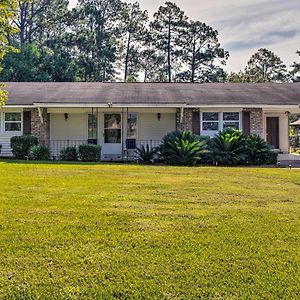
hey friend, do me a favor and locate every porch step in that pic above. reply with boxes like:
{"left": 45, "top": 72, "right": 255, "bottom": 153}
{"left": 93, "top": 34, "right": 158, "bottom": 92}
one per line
{"left": 278, "top": 154, "right": 300, "bottom": 161}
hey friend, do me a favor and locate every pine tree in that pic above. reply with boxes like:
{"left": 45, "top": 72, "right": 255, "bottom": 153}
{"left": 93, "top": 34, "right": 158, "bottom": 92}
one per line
{"left": 245, "top": 48, "right": 288, "bottom": 82}
{"left": 179, "top": 21, "right": 229, "bottom": 83}
{"left": 150, "top": 2, "right": 187, "bottom": 82}
{"left": 119, "top": 2, "right": 148, "bottom": 82}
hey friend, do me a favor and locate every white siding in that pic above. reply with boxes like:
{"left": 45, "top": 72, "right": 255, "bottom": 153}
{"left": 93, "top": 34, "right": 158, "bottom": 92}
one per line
{"left": 50, "top": 113, "right": 87, "bottom": 140}
{"left": 0, "top": 109, "right": 23, "bottom": 157}
{"left": 139, "top": 113, "right": 176, "bottom": 140}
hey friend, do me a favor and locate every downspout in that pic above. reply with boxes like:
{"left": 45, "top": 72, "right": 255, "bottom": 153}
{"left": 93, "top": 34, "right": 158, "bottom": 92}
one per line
{"left": 180, "top": 107, "right": 184, "bottom": 124}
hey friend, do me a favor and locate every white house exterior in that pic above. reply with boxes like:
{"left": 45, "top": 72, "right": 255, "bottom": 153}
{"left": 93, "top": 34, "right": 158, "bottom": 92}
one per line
{"left": 1, "top": 82, "right": 300, "bottom": 159}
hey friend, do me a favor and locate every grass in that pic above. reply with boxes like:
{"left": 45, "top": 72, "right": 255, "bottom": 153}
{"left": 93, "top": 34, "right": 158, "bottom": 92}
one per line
{"left": 0, "top": 161, "right": 300, "bottom": 299}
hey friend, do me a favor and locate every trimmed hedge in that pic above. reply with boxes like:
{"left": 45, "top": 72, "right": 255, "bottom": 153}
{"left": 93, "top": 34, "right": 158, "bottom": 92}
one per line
{"left": 29, "top": 145, "right": 51, "bottom": 161}
{"left": 78, "top": 144, "right": 101, "bottom": 162}
{"left": 10, "top": 135, "right": 38, "bottom": 159}
{"left": 60, "top": 146, "right": 78, "bottom": 161}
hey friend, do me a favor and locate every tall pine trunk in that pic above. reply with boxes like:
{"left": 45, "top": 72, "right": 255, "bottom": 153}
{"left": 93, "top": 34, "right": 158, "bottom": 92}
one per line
{"left": 191, "top": 36, "right": 196, "bottom": 83}
{"left": 124, "top": 33, "right": 131, "bottom": 82}
{"left": 167, "top": 21, "right": 171, "bottom": 82}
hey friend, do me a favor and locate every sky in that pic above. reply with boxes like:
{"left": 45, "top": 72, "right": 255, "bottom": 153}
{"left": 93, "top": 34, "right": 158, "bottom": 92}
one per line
{"left": 68, "top": 0, "right": 300, "bottom": 72}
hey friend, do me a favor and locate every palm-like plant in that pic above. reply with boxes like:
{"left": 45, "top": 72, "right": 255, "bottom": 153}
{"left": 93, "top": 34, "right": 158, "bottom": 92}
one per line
{"left": 245, "top": 134, "right": 272, "bottom": 165}
{"left": 159, "top": 131, "right": 207, "bottom": 166}
{"left": 210, "top": 128, "right": 246, "bottom": 165}
{"left": 135, "top": 144, "right": 158, "bottom": 164}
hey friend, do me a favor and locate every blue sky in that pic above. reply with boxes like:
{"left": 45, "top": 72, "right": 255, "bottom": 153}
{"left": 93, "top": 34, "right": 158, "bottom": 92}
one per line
{"left": 68, "top": 0, "right": 300, "bottom": 72}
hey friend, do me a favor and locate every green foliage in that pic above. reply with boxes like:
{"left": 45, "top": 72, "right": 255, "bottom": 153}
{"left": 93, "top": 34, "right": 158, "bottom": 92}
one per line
{"left": 290, "top": 50, "right": 300, "bottom": 82}
{"left": 135, "top": 144, "right": 157, "bottom": 164}
{"left": 10, "top": 135, "right": 38, "bottom": 159}
{"left": 160, "top": 131, "right": 207, "bottom": 166}
{"left": 0, "top": 0, "right": 18, "bottom": 105}
{"left": 210, "top": 128, "right": 246, "bottom": 165}
{"left": 60, "top": 146, "right": 78, "bottom": 161}
{"left": 245, "top": 48, "right": 288, "bottom": 83}
{"left": 29, "top": 145, "right": 51, "bottom": 161}
{"left": 150, "top": 2, "right": 188, "bottom": 82}
{"left": 245, "top": 134, "right": 273, "bottom": 165}
{"left": 78, "top": 144, "right": 101, "bottom": 162}
{"left": 178, "top": 21, "right": 228, "bottom": 83}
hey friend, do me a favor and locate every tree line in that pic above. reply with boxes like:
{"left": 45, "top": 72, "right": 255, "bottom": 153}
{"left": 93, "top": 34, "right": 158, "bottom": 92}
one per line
{"left": 0, "top": 0, "right": 299, "bottom": 84}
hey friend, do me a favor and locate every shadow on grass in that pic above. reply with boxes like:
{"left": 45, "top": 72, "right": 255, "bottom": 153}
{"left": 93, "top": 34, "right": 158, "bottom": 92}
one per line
{"left": 0, "top": 158, "right": 282, "bottom": 169}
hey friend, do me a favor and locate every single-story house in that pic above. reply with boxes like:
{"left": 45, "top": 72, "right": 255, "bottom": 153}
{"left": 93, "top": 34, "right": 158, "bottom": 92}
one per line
{"left": 1, "top": 82, "right": 300, "bottom": 159}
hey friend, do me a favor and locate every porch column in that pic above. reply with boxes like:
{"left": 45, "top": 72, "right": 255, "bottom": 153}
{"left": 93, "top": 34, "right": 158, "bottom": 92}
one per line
{"left": 248, "top": 108, "right": 263, "bottom": 137}
{"left": 31, "top": 108, "right": 50, "bottom": 145}
{"left": 176, "top": 108, "right": 200, "bottom": 133}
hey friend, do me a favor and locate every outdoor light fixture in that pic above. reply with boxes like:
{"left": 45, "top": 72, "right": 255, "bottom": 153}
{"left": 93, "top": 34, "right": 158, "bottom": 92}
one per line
{"left": 157, "top": 113, "right": 161, "bottom": 121}
{"left": 108, "top": 102, "right": 113, "bottom": 108}
{"left": 285, "top": 111, "right": 290, "bottom": 115}
{"left": 64, "top": 113, "right": 69, "bottom": 121}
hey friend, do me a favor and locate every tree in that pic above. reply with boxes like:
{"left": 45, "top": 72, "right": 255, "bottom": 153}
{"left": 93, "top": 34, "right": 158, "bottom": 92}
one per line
{"left": 74, "top": 0, "right": 122, "bottom": 81}
{"left": 179, "top": 21, "right": 229, "bottom": 83}
{"left": 290, "top": 51, "right": 300, "bottom": 82}
{"left": 0, "top": 42, "right": 78, "bottom": 82}
{"left": 0, "top": 0, "right": 18, "bottom": 106}
{"left": 119, "top": 2, "right": 148, "bottom": 82}
{"left": 150, "top": 2, "right": 187, "bottom": 82}
{"left": 245, "top": 48, "right": 288, "bottom": 82}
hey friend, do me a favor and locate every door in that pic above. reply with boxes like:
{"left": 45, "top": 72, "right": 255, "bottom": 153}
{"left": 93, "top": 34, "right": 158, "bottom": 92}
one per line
{"left": 266, "top": 117, "right": 279, "bottom": 149}
{"left": 102, "top": 113, "right": 122, "bottom": 155}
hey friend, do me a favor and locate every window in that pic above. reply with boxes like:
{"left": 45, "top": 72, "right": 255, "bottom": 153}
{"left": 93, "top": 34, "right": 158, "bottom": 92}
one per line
{"left": 104, "top": 114, "right": 121, "bottom": 143}
{"left": 127, "top": 113, "right": 137, "bottom": 139}
{"left": 88, "top": 113, "right": 98, "bottom": 140}
{"left": 223, "top": 112, "right": 240, "bottom": 130}
{"left": 201, "top": 111, "right": 240, "bottom": 134}
{"left": 4, "top": 112, "right": 22, "bottom": 132}
{"left": 202, "top": 112, "right": 219, "bottom": 131}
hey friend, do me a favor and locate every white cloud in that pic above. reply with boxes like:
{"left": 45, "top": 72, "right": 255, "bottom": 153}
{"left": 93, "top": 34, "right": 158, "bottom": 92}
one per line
{"left": 68, "top": 0, "right": 300, "bottom": 72}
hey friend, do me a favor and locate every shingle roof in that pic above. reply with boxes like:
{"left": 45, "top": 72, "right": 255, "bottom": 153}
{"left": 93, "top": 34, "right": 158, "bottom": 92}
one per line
{"left": 4, "top": 82, "right": 300, "bottom": 106}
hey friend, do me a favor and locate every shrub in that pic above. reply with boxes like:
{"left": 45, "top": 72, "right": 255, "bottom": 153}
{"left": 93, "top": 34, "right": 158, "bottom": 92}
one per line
{"left": 159, "top": 131, "right": 207, "bottom": 166}
{"left": 265, "top": 150, "right": 279, "bottom": 165}
{"left": 210, "top": 128, "right": 246, "bottom": 165}
{"left": 60, "top": 146, "right": 78, "bottom": 161}
{"left": 29, "top": 145, "right": 51, "bottom": 161}
{"left": 10, "top": 135, "right": 38, "bottom": 159}
{"left": 245, "top": 135, "right": 272, "bottom": 165}
{"left": 78, "top": 144, "right": 101, "bottom": 162}
{"left": 135, "top": 144, "right": 158, "bottom": 164}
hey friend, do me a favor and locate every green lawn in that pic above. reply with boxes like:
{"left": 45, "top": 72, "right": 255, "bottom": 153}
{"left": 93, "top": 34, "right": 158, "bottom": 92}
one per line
{"left": 0, "top": 161, "right": 300, "bottom": 299}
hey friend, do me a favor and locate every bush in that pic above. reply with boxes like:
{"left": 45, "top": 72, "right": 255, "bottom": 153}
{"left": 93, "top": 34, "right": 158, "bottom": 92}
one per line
{"left": 60, "top": 146, "right": 78, "bottom": 161}
{"left": 78, "top": 144, "right": 101, "bottom": 162}
{"left": 159, "top": 131, "right": 207, "bottom": 166}
{"left": 265, "top": 150, "right": 279, "bottom": 165}
{"left": 10, "top": 135, "right": 38, "bottom": 159}
{"left": 29, "top": 145, "right": 51, "bottom": 161}
{"left": 245, "top": 135, "right": 273, "bottom": 165}
{"left": 135, "top": 144, "right": 158, "bottom": 164}
{"left": 210, "top": 128, "right": 246, "bottom": 165}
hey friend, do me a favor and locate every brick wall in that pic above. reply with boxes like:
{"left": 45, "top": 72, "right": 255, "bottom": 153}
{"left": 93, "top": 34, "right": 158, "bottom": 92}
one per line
{"left": 176, "top": 108, "right": 200, "bottom": 132}
{"left": 248, "top": 108, "right": 263, "bottom": 137}
{"left": 30, "top": 108, "right": 50, "bottom": 145}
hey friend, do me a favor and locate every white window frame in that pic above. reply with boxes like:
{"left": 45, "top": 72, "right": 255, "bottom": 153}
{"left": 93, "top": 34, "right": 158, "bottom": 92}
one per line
{"left": 0, "top": 111, "right": 23, "bottom": 134}
{"left": 201, "top": 111, "right": 241, "bottom": 136}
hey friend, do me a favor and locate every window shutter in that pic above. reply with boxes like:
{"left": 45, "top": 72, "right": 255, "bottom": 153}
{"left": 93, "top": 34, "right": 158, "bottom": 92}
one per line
{"left": 23, "top": 111, "right": 31, "bottom": 135}
{"left": 242, "top": 111, "right": 250, "bottom": 135}
{"left": 192, "top": 111, "right": 200, "bottom": 135}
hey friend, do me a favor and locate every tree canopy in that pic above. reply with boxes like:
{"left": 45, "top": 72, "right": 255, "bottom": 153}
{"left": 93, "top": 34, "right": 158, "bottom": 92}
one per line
{"left": 0, "top": 0, "right": 18, "bottom": 106}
